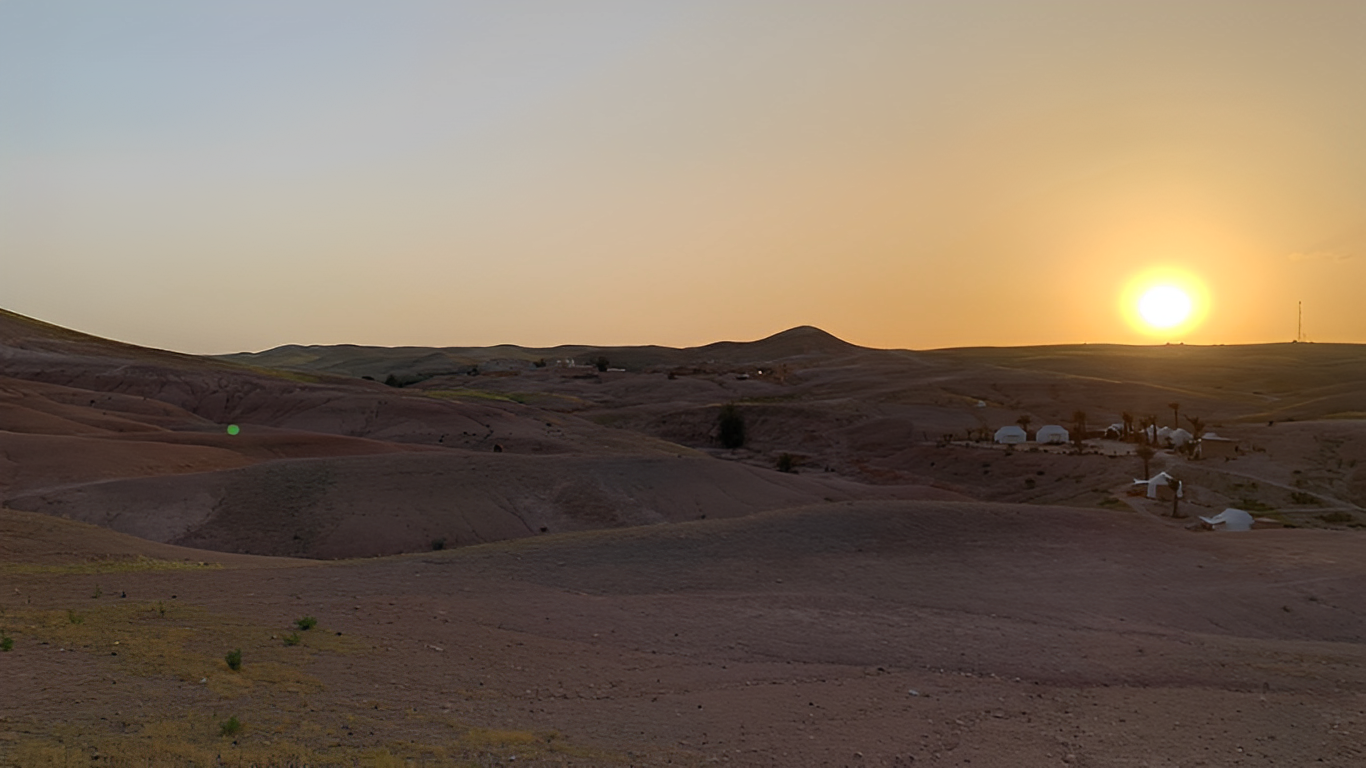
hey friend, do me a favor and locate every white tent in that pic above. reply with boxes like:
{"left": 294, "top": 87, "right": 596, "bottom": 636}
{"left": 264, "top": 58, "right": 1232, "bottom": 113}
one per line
{"left": 994, "top": 425, "right": 1027, "bottom": 444}
{"left": 1133, "top": 471, "right": 1183, "bottom": 500}
{"left": 1168, "top": 428, "right": 1194, "bottom": 448}
{"left": 1200, "top": 508, "right": 1254, "bottom": 531}
{"left": 1036, "top": 425, "right": 1069, "bottom": 444}
{"left": 1142, "top": 425, "right": 1172, "bottom": 443}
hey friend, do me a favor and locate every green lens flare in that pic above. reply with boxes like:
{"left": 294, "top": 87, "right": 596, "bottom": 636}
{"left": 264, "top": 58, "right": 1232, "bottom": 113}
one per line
{"left": 226, "top": 424, "right": 241, "bottom": 436}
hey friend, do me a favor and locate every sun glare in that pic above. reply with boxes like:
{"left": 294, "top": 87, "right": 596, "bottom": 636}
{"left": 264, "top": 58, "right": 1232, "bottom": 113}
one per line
{"left": 1138, "top": 286, "right": 1191, "bottom": 329}
{"left": 1121, "top": 269, "right": 1208, "bottom": 338}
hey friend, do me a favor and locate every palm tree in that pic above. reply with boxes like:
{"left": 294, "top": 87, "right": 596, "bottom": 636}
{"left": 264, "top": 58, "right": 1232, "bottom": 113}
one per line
{"left": 1016, "top": 414, "right": 1032, "bottom": 436}
{"left": 1185, "top": 415, "right": 1207, "bottom": 458}
{"left": 1070, "top": 410, "right": 1088, "bottom": 452}
{"left": 1139, "top": 415, "right": 1157, "bottom": 444}
{"left": 1167, "top": 474, "right": 1183, "bottom": 518}
{"left": 1185, "top": 415, "right": 1206, "bottom": 439}
{"left": 1121, "top": 411, "right": 1134, "bottom": 440}
{"left": 1168, "top": 402, "right": 1181, "bottom": 430}
{"left": 1136, "top": 443, "right": 1155, "bottom": 479}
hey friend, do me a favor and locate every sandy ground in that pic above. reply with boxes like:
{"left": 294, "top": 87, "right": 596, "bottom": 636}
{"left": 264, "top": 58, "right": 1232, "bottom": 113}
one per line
{"left": 3, "top": 310, "right": 1366, "bottom": 765}
{"left": 3, "top": 503, "right": 1365, "bottom": 767}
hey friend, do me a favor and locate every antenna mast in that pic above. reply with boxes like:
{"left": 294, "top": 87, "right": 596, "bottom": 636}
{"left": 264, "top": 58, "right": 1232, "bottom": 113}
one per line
{"left": 1297, "top": 301, "right": 1304, "bottom": 342}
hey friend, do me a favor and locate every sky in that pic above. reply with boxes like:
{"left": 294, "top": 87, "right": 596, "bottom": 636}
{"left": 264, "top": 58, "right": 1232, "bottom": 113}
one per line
{"left": 3, "top": 1, "right": 1366, "bottom": 354}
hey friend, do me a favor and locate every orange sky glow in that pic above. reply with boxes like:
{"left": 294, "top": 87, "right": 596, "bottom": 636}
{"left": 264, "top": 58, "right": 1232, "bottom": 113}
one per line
{"left": 3, "top": 1, "right": 1365, "bottom": 353}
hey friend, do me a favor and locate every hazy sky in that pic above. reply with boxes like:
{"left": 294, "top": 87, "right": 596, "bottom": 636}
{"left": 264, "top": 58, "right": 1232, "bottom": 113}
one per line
{"left": 4, "top": 1, "right": 1366, "bottom": 353}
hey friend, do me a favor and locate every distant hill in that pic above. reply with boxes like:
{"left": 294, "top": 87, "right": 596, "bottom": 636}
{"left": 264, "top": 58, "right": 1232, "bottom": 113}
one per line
{"left": 213, "top": 325, "right": 868, "bottom": 379}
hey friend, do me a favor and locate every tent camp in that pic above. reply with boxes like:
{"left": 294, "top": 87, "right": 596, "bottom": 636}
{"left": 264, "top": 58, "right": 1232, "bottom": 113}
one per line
{"left": 994, "top": 425, "right": 1027, "bottom": 444}
{"left": 1200, "top": 508, "right": 1254, "bottom": 531}
{"left": 1036, "top": 425, "right": 1069, "bottom": 444}
{"left": 1133, "top": 471, "right": 1183, "bottom": 500}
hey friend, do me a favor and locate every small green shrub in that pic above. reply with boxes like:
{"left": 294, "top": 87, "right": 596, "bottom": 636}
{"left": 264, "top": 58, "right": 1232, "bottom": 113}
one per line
{"left": 295, "top": 615, "right": 318, "bottom": 631}
{"left": 430, "top": 538, "right": 446, "bottom": 551}
{"left": 283, "top": 632, "right": 302, "bottom": 647}
{"left": 67, "top": 610, "right": 84, "bottom": 625}
{"left": 1291, "top": 491, "right": 1321, "bottom": 505}
{"left": 776, "top": 453, "right": 797, "bottom": 473}
{"left": 92, "top": 584, "right": 102, "bottom": 599}
{"left": 1319, "top": 511, "right": 1355, "bottom": 524}
{"left": 225, "top": 648, "right": 242, "bottom": 671}
{"left": 219, "top": 716, "right": 242, "bottom": 737}
{"left": 1, "top": 634, "right": 13, "bottom": 652}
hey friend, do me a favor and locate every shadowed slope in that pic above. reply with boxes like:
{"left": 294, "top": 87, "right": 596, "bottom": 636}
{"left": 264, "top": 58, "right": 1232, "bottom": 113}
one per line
{"left": 6, "top": 454, "right": 963, "bottom": 558}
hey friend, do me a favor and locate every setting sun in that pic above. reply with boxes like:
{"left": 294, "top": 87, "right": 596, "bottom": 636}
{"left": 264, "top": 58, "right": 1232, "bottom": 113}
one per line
{"left": 1138, "top": 286, "right": 1192, "bottom": 329}
{"left": 1121, "top": 268, "right": 1209, "bottom": 338}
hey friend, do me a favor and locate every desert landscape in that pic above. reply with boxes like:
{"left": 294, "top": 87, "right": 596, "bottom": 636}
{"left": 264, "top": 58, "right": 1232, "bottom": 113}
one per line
{"left": 2, "top": 307, "right": 1365, "bottom": 766}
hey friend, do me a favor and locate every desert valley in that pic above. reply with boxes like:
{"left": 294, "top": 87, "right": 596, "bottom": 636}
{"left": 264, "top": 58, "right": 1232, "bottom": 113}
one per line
{"left": 2, "top": 306, "right": 1365, "bottom": 767}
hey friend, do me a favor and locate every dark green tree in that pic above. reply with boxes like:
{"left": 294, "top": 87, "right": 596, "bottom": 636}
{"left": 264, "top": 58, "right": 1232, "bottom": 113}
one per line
{"left": 718, "top": 404, "right": 746, "bottom": 449}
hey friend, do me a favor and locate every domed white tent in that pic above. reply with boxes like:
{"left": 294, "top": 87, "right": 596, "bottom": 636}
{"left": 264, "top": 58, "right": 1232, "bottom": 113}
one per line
{"left": 1168, "top": 428, "right": 1193, "bottom": 448}
{"left": 1036, "top": 425, "right": 1069, "bottom": 444}
{"left": 1200, "top": 508, "right": 1254, "bottom": 531}
{"left": 994, "top": 425, "right": 1027, "bottom": 444}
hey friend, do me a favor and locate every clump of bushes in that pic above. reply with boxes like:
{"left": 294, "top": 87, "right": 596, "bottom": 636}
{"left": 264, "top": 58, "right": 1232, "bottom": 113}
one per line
{"left": 1, "top": 634, "right": 13, "bottom": 652}
{"left": 224, "top": 648, "right": 242, "bottom": 671}
{"left": 431, "top": 538, "right": 446, "bottom": 551}
{"left": 283, "top": 632, "right": 302, "bottom": 647}
{"left": 295, "top": 616, "right": 318, "bottom": 631}
{"left": 219, "top": 716, "right": 242, "bottom": 737}
{"left": 776, "top": 453, "right": 798, "bottom": 473}
{"left": 1319, "top": 511, "right": 1355, "bottom": 524}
